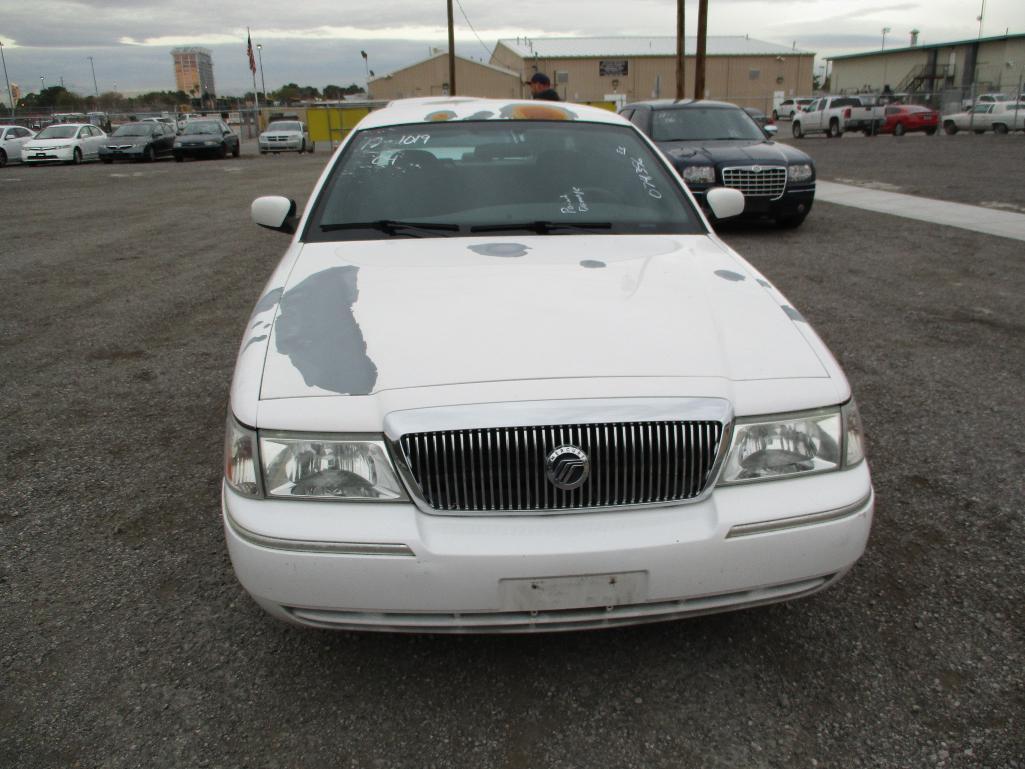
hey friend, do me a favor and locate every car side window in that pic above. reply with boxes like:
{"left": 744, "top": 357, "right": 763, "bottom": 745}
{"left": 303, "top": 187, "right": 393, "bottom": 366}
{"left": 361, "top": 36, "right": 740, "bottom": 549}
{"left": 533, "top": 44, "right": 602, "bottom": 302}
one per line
{"left": 885, "top": 107, "right": 899, "bottom": 116}
{"left": 619, "top": 109, "right": 634, "bottom": 122}
{"left": 629, "top": 108, "right": 648, "bottom": 132}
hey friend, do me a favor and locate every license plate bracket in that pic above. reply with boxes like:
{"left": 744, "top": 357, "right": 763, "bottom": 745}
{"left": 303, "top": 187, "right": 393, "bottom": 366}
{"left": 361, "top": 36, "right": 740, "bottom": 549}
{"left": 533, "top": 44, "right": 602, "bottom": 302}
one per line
{"left": 500, "top": 571, "right": 648, "bottom": 612}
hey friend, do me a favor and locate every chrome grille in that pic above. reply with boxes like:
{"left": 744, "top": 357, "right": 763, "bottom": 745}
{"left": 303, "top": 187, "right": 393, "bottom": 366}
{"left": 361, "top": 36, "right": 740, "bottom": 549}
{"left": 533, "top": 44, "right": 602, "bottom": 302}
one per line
{"left": 399, "top": 421, "right": 724, "bottom": 513}
{"left": 721, "top": 166, "right": 787, "bottom": 200}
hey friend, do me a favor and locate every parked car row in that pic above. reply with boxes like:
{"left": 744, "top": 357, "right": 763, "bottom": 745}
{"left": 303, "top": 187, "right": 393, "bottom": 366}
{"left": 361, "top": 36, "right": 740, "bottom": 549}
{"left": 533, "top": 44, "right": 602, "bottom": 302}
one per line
{"left": 1, "top": 118, "right": 318, "bottom": 166}
{"left": 942, "top": 102, "right": 1025, "bottom": 134}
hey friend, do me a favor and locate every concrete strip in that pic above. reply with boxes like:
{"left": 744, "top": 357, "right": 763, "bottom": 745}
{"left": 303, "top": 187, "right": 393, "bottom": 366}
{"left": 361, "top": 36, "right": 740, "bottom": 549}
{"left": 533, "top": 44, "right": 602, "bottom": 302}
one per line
{"left": 816, "top": 181, "right": 1025, "bottom": 242}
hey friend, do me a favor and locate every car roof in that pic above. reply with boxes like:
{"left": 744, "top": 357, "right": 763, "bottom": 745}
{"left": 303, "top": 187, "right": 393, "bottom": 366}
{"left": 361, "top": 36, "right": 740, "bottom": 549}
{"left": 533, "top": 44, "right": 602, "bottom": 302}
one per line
{"left": 624, "top": 98, "right": 744, "bottom": 111}
{"left": 359, "top": 97, "right": 628, "bottom": 129}
{"left": 43, "top": 123, "right": 90, "bottom": 128}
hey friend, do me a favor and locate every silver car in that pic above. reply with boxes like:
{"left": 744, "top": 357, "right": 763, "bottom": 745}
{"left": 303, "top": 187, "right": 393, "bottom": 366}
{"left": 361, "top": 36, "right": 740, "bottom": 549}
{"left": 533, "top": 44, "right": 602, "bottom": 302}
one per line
{"left": 258, "top": 120, "right": 313, "bottom": 154}
{"left": 0, "top": 125, "right": 37, "bottom": 167}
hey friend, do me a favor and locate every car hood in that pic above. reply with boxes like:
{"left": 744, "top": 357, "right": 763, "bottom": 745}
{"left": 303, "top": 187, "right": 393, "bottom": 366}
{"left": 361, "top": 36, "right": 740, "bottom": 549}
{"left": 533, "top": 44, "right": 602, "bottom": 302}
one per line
{"left": 249, "top": 235, "right": 830, "bottom": 400}
{"left": 657, "top": 139, "right": 809, "bottom": 166}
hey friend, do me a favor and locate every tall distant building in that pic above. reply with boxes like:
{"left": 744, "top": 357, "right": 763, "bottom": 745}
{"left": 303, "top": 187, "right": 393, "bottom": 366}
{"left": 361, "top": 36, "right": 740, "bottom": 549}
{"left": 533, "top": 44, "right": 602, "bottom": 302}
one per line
{"left": 171, "top": 47, "right": 216, "bottom": 98}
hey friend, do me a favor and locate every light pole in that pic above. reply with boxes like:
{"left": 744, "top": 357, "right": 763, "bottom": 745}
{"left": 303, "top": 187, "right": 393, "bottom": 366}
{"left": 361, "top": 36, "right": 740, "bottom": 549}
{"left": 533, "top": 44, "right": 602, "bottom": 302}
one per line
{"left": 881, "top": 27, "right": 891, "bottom": 50}
{"left": 0, "top": 41, "right": 14, "bottom": 116}
{"left": 256, "top": 43, "right": 267, "bottom": 103}
{"left": 87, "top": 56, "right": 99, "bottom": 97}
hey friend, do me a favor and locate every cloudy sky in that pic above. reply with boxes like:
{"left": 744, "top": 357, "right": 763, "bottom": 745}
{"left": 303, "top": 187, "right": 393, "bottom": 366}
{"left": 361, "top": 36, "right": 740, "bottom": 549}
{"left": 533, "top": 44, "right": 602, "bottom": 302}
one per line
{"left": 1, "top": 0, "right": 1022, "bottom": 96}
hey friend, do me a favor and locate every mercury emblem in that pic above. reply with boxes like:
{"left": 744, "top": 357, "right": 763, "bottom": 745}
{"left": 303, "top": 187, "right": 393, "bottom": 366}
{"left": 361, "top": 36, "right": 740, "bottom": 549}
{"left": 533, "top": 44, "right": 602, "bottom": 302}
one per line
{"left": 545, "top": 445, "right": 590, "bottom": 491}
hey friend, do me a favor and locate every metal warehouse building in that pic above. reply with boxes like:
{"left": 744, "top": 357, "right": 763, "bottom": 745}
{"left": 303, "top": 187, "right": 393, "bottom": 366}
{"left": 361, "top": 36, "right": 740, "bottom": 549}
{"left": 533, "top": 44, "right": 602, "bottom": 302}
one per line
{"left": 369, "top": 36, "right": 814, "bottom": 111}
{"left": 828, "top": 32, "right": 1025, "bottom": 108}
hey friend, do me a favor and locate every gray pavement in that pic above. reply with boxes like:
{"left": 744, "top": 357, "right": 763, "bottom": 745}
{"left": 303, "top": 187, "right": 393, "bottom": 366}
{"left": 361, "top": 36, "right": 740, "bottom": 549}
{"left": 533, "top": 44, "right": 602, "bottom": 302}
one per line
{"left": 2, "top": 142, "right": 1023, "bottom": 769}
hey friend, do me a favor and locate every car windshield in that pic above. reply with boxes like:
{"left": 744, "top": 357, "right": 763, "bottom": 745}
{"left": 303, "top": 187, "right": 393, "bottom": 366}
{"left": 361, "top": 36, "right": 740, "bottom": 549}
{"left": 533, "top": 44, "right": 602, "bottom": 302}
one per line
{"left": 651, "top": 107, "right": 765, "bottom": 141}
{"left": 115, "top": 124, "right": 157, "bottom": 136}
{"left": 267, "top": 121, "right": 301, "bottom": 132}
{"left": 35, "top": 126, "right": 79, "bottom": 139}
{"left": 305, "top": 121, "right": 703, "bottom": 242}
{"left": 183, "top": 122, "right": 220, "bottom": 135}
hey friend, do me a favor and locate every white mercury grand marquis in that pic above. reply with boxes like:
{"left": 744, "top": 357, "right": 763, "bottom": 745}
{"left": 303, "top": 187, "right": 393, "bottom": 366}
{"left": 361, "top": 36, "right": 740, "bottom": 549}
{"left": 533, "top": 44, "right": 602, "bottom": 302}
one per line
{"left": 224, "top": 97, "right": 873, "bottom": 632}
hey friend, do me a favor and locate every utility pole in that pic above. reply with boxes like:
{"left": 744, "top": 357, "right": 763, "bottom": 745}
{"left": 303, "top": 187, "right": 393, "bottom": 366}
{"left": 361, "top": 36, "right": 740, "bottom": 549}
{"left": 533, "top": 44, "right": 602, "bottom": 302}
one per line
{"left": 676, "top": 0, "right": 685, "bottom": 99}
{"left": 447, "top": 0, "right": 456, "bottom": 95}
{"left": 0, "top": 41, "right": 14, "bottom": 117}
{"left": 87, "top": 56, "right": 99, "bottom": 97}
{"left": 694, "top": 0, "right": 708, "bottom": 100}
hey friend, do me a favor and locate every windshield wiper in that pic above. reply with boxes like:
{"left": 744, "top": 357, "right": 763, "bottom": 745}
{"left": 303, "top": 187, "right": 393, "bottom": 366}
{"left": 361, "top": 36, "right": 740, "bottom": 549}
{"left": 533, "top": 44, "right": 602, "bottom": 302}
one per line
{"left": 469, "top": 221, "right": 613, "bottom": 234}
{"left": 319, "top": 220, "right": 462, "bottom": 236}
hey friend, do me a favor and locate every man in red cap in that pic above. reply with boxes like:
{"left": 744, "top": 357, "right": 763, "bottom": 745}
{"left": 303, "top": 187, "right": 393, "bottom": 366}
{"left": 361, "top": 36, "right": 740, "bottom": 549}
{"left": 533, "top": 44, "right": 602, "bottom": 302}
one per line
{"left": 527, "top": 72, "right": 561, "bottom": 101}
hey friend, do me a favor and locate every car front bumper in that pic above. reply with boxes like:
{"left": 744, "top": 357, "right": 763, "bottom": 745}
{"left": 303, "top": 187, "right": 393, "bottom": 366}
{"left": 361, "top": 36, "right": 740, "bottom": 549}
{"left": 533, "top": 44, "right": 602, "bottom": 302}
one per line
{"left": 259, "top": 139, "right": 303, "bottom": 152}
{"left": 22, "top": 146, "right": 74, "bottom": 163}
{"left": 174, "top": 143, "right": 222, "bottom": 156}
{"left": 692, "top": 186, "right": 815, "bottom": 221}
{"left": 223, "top": 462, "right": 873, "bottom": 633}
{"left": 99, "top": 147, "right": 147, "bottom": 160}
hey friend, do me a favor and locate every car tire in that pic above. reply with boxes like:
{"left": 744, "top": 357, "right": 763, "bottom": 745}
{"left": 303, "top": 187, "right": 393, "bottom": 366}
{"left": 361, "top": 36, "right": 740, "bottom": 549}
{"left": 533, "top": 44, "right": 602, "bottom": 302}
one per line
{"left": 232, "top": 142, "right": 240, "bottom": 157}
{"left": 144, "top": 145, "right": 155, "bottom": 162}
{"left": 0, "top": 149, "right": 6, "bottom": 168}
{"left": 828, "top": 119, "right": 841, "bottom": 138}
{"left": 944, "top": 122, "right": 958, "bottom": 135}
{"left": 775, "top": 212, "right": 807, "bottom": 229}
{"left": 218, "top": 143, "right": 228, "bottom": 159}
{"left": 925, "top": 127, "right": 937, "bottom": 136}
{"left": 70, "top": 147, "right": 82, "bottom": 165}
{"left": 300, "top": 140, "right": 306, "bottom": 154}
{"left": 993, "top": 123, "right": 1008, "bottom": 134}
{"left": 893, "top": 123, "right": 906, "bottom": 136}
{"left": 792, "top": 122, "right": 803, "bottom": 138}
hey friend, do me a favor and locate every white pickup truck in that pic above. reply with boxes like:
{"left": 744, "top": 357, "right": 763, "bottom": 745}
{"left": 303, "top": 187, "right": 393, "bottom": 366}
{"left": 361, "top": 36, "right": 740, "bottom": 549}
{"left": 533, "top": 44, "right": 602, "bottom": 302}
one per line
{"left": 791, "top": 96, "right": 884, "bottom": 138}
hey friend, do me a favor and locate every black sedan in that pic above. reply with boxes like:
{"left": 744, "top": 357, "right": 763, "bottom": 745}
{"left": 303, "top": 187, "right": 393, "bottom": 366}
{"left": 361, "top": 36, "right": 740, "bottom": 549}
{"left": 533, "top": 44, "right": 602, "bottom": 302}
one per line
{"left": 621, "top": 99, "right": 815, "bottom": 228}
{"left": 99, "top": 122, "right": 176, "bottom": 163}
{"left": 173, "top": 120, "right": 240, "bottom": 161}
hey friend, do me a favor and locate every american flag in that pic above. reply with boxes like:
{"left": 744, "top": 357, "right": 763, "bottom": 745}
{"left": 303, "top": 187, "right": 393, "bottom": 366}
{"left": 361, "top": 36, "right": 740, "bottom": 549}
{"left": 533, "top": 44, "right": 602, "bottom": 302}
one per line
{"left": 247, "top": 30, "right": 257, "bottom": 75}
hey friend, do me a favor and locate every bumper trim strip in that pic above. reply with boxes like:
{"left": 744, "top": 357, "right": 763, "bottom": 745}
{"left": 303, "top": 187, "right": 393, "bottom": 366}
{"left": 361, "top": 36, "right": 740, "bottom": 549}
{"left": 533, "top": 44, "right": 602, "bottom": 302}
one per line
{"left": 726, "top": 490, "right": 873, "bottom": 538}
{"left": 226, "top": 516, "right": 416, "bottom": 556}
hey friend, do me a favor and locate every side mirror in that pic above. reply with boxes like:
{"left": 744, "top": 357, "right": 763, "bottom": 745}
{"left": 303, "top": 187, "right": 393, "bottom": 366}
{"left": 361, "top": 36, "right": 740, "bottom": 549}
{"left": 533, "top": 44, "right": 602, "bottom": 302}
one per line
{"left": 252, "top": 196, "right": 298, "bottom": 234}
{"left": 706, "top": 187, "right": 745, "bottom": 220}
{"left": 764, "top": 124, "right": 778, "bottom": 137}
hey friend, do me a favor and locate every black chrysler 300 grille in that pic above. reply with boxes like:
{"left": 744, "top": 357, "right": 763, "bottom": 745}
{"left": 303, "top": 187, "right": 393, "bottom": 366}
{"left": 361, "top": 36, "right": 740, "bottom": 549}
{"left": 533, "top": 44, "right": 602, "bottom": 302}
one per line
{"left": 399, "top": 421, "right": 725, "bottom": 513}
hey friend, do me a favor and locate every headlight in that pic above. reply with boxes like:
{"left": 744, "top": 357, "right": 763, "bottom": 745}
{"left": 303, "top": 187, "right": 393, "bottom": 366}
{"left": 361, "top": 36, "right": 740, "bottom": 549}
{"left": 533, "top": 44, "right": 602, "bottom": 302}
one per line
{"left": 56, "top": 144, "right": 71, "bottom": 149}
{"left": 718, "top": 401, "right": 864, "bottom": 485}
{"left": 260, "top": 433, "right": 407, "bottom": 501}
{"left": 225, "top": 415, "right": 262, "bottom": 498}
{"left": 789, "top": 163, "right": 814, "bottom": 182}
{"left": 682, "top": 165, "right": 716, "bottom": 184}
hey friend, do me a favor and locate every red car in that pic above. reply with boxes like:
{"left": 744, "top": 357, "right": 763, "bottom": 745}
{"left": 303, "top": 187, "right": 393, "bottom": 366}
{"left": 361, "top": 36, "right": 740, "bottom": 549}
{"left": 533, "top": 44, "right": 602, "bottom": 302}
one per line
{"left": 881, "top": 104, "right": 939, "bottom": 136}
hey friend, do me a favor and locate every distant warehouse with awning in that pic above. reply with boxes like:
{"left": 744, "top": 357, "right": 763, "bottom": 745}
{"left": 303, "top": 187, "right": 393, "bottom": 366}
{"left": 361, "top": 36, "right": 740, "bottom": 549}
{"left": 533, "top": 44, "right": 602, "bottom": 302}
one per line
{"left": 369, "top": 36, "right": 814, "bottom": 110}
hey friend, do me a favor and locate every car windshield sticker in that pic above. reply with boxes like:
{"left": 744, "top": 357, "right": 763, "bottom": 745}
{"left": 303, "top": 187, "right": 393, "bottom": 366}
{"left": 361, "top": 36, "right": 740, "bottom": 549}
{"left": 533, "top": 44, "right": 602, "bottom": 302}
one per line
{"left": 560, "top": 188, "right": 590, "bottom": 214}
{"left": 398, "top": 134, "right": 430, "bottom": 145}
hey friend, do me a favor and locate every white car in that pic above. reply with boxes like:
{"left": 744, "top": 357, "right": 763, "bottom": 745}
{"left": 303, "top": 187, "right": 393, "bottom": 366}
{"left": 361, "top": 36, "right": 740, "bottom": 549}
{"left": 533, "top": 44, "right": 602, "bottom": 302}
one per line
{"left": 0, "top": 125, "right": 36, "bottom": 166}
{"left": 225, "top": 97, "right": 873, "bottom": 633}
{"left": 942, "top": 102, "right": 1025, "bottom": 134}
{"left": 258, "top": 120, "right": 313, "bottom": 154}
{"left": 21, "top": 123, "right": 107, "bottom": 164}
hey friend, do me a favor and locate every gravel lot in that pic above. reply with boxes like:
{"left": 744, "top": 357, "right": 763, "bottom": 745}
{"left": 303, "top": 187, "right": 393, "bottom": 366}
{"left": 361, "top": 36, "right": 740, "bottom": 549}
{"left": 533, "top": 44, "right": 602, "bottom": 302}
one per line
{"left": 2, "top": 138, "right": 1023, "bottom": 769}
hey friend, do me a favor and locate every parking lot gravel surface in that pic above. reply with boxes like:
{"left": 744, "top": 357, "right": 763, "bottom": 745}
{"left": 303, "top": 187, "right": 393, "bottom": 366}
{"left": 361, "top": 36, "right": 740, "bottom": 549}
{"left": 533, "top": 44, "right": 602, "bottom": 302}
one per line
{"left": 2, "top": 140, "right": 1023, "bottom": 769}
{"left": 779, "top": 130, "right": 1025, "bottom": 211}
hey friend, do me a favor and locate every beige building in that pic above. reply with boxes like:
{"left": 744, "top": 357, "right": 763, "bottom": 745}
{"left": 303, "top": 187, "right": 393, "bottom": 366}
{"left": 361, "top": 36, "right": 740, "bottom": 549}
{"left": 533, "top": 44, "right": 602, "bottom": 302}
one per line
{"left": 171, "top": 47, "right": 216, "bottom": 98}
{"left": 368, "top": 52, "right": 521, "bottom": 101}
{"left": 828, "top": 32, "right": 1025, "bottom": 105}
{"left": 490, "top": 36, "right": 814, "bottom": 109}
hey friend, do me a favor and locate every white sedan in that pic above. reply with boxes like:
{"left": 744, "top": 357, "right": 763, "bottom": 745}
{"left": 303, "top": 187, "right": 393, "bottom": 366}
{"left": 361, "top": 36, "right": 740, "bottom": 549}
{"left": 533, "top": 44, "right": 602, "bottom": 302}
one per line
{"left": 942, "top": 103, "right": 1025, "bottom": 134}
{"left": 0, "top": 125, "right": 36, "bottom": 166}
{"left": 225, "top": 97, "right": 873, "bottom": 633}
{"left": 258, "top": 120, "right": 313, "bottom": 154}
{"left": 21, "top": 123, "right": 108, "bottom": 164}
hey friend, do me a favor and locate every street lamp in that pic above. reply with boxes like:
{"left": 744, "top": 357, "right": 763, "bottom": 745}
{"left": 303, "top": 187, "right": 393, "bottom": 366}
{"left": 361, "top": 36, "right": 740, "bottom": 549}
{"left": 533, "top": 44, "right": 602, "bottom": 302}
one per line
{"left": 256, "top": 43, "right": 267, "bottom": 103}
{"left": 881, "top": 27, "right": 891, "bottom": 50}
{"left": 87, "top": 56, "right": 99, "bottom": 97}
{"left": 0, "top": 41, "right": 14, "bottom": 117}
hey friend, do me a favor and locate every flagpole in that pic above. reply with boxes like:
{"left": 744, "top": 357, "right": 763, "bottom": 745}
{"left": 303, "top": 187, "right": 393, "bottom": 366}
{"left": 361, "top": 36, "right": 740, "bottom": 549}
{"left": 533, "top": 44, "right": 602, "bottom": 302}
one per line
{"left": 248, "top": 28, "right": 260, "bottom": 134}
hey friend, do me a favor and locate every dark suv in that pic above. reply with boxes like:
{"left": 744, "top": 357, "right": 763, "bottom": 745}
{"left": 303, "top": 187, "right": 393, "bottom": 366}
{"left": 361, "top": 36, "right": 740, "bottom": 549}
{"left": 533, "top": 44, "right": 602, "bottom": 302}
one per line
{"left": 621, "top": 99, "right": 816, "bottom": 228}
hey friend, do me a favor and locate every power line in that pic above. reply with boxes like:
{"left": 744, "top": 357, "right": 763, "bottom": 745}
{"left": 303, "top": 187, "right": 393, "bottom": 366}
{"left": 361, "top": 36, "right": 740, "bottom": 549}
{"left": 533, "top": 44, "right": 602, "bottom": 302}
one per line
{"left": 454, "top": 0, "right": 493, "bottom": 60}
